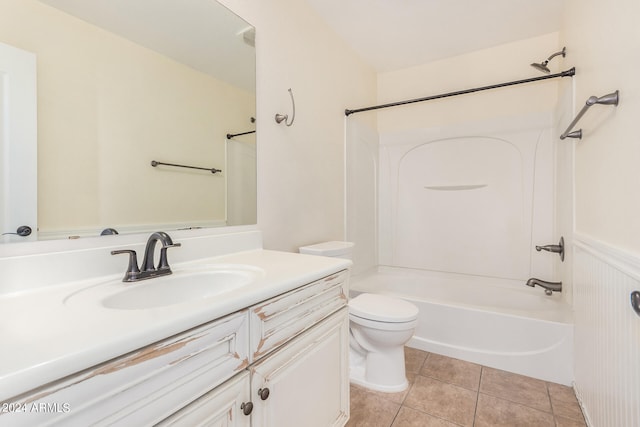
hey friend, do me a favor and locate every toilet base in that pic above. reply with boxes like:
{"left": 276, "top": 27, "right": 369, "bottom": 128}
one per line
{"left": 348, "top": 345, "right": 409, "bottom": 393}
{"left": 349, "top": 365, "right": 408, "bottom": 393}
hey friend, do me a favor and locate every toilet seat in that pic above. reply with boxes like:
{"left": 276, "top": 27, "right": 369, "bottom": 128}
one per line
{"left": 349, "top": 293, "right": 419, "bottom": 323}
{"left": 349, "top": 313, "right": 417, "bottom": 331}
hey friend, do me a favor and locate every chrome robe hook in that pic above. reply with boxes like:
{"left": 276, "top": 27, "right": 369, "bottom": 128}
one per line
{"left": 275, "top": 88, "right": 296, "bottom": 126}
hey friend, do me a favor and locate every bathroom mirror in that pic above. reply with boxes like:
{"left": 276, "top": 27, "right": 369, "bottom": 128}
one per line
{"left": 0, "top": 0, "right": 256, "bottom": 242}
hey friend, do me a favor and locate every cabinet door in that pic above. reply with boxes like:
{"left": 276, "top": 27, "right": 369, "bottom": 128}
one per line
{"left": 157, "top": 371, "right": 251, "bottom": 427}
{"left": 250, "top": 308, "right": 349, "bottom": 427}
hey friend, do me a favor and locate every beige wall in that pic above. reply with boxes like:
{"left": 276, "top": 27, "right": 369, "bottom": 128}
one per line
{"left": 0, "top": 0, "right": 254, "bottom": 235}
{"left": 220, "top": 0, "right": 377, "bottom": 251}
{"left": 376, "top": 33, "right": 563, "bottom": 133}
{"left": 561, "top": 2, "right": 640, "bottom": 423}
{"left": 0, "top": 0, "right": 377, "bottom": 248}
{"left": 562, "top": 0, "right": 640, "bottom": 254}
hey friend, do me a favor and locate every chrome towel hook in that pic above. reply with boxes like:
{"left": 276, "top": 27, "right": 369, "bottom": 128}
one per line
{"left": 275, "top": 88, "right": 296, "bottom": 127}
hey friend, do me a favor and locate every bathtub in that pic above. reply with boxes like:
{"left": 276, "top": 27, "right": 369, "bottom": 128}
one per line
{"left": 350, "top": 267, "right": 574, "bottom": 386}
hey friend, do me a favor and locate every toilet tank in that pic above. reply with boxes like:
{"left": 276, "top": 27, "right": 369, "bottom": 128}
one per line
{"left": 299, "top": 241, "right": 354, "bottom": 260}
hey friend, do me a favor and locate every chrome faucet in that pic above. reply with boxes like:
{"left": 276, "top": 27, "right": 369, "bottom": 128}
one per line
{"left": 526, "top": 278, "right": 562, "bottom": 296}
{"left": 112, "top": 231, "right": 181, "bottom": 282}
{"left": 535, "top": 236, "right": 565, "bottom": 261}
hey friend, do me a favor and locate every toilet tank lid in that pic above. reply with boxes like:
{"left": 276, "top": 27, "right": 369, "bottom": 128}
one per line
{"left": 349, "top": 293, "right": 419, "bottom": 323}
{"left": 299, "top": 241, "right": 354, "bottom": 256}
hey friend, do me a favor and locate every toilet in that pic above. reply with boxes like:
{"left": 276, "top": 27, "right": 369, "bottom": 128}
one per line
{"left": 299, "top": 241, "right": 419, "bottom": 393}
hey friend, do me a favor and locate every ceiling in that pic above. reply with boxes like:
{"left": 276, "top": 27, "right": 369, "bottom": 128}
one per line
{"left": 38, "top": 0, "right": 566, "bottom": 86}
{"left": 39, "top": 0, "right": 256, "bottom": 91}
{"left": 305, "top": 0, "right": 566, "bottom": 72}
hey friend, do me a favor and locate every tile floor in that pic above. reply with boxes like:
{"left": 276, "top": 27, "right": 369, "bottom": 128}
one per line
{"left": 346, "top": 348, "right": 586, "bottom": 427}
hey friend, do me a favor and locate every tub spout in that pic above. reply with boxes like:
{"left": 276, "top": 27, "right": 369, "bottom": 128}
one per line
{"left": 526, "top": 278, "right": 562, "bottom": 296}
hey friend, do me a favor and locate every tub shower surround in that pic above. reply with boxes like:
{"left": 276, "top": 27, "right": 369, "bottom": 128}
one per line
{"left": 378, "top": 113, "right": 556, "bottom": 281}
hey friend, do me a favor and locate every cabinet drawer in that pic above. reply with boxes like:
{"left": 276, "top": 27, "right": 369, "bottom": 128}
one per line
{"left": 157, "top": 371, "right": 250, "bottom": 427}
{"left": 2, "top": 310, "right": 249, "bottom": 427}
{"left": 250, "top": 270, "right": 348, "bottom": 361}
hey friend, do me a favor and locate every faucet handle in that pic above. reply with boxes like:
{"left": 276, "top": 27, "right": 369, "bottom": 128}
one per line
{"left": 111, "top": 249, "right": 141, "bottom": 282}
{"left": 158, "top": 243, "right": 181, "bottom": 270}
{"left": 535, "top": 236, "right": 564, "bottom": 261}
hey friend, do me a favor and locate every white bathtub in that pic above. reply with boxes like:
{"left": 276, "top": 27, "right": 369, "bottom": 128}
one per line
{"left": 350, "top": 267, "right": 574, "bottom": 385}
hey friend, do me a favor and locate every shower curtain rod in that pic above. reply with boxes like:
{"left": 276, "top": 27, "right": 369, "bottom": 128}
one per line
{"left": 344, "top": 67, "right": 575, "bottom": 116}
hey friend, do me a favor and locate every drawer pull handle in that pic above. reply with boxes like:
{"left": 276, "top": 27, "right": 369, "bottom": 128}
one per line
{"left": 241, "top": 401, "right": 253, "bottom": 416}
{"left": 259, "top": 387, "right": 270, "bottom": 400}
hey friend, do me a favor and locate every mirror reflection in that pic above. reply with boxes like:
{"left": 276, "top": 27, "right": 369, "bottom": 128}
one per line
{"left": 0, "top": 0, "right": 256, "bottom": 243}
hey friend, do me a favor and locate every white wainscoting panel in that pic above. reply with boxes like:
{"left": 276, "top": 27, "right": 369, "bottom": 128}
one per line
{"left": 573, "top": 234, "right": 640, "bottom": 427}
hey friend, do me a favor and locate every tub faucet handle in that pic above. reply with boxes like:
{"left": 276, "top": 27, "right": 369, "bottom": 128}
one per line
{"left": 535, "top": 236, "right": 564, "bottom": 262}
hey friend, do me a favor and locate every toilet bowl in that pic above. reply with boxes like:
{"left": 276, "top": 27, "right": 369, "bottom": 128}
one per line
{"left": 298, "top": 241, "right": 419, "bottom": 392}
{"left": 349, "top": 293, "right": 419, "bottom": 392}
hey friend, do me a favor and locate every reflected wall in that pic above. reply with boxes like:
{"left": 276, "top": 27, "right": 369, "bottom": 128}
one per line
{"left": 0, "top": 0, "right": 256, "bottom": 240}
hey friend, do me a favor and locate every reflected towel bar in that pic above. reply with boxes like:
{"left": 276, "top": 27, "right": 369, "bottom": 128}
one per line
{"left": 424, "top": 184, "right": 487, "bottom": 191}
{"left": 226, "top": 130, "right": 256, "bottom": 139}
{"left": 151, "top": 160, "right": 221, "bottom": 174}
{"left": 560, "top": 90, "right": 619, "bottom": 140}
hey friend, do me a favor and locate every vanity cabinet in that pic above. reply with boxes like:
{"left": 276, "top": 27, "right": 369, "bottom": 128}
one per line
{"left": 2, "top": 269, "right": 350, "bottom": 427}
{"left": 249, "top": 307, "right": 349, "bottom": 427}
{"left": 161, "top": 308, "right": 349, "bottom": 427}
{"left": 2, "top": 310, "right": 250, "bottom": 426}
{"left": 161, "top": 270, "right": 350, "bottom": 427}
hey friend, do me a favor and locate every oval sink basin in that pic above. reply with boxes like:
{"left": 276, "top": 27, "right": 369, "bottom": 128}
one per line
{"left": 64, "top": 264, "right": 264, "bottom": 310}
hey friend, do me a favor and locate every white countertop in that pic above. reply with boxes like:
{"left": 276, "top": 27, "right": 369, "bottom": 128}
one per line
{"left": 0, "top": 249, "right": 351, "bottom": 402}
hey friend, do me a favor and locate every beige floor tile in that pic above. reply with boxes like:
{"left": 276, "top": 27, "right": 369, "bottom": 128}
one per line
{"left": 346, "top": 384, "right": 401, "bottom": 427}
{"left": 475, "top": 393, "right": 555, "bottom": 427}
{"left": 404, "top": 347, "right": 429, "bottom": 374}
{"left": 552, "top": 399, "right": 586, "bottom": 423}
{"left": 479, "top": 367, "right": 551, "bottom": 412}
{"left": 348, "top": 350, "right": 588, "bottom": 427}
{"left": 547, "top": 383, "right": 586, "bottom": 424}
{"left": 547, "top": 382, "right": 578, "bottom": 403}
{"left": 390, "top": 406, "right": 458, "bottom": 427}
{"left": 403, "top": 376, "right": 477, "bottom": 427}
{"left": 420, "top": 353, "right": 481, "bottom": 391}
{"left": 554, "top": 414, "right": 587, "bottom": 427}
